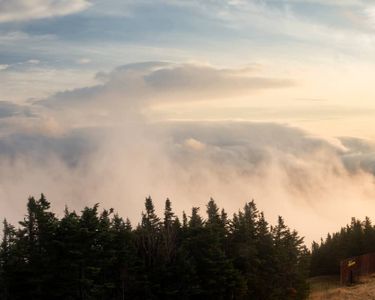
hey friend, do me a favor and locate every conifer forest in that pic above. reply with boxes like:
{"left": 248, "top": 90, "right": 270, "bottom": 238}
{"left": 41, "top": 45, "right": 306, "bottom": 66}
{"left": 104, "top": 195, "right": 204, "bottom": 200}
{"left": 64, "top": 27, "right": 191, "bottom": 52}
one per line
{"left": 0, "top": 195, "right": 310, "bottom": 300}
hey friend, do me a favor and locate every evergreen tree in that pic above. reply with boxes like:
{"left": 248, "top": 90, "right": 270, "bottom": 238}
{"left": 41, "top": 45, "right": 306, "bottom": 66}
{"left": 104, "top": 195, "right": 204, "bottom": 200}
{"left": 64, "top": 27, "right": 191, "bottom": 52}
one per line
{"left": 0, "top": 195, "right": 311, "bottom": 300}
{"left": 310, "top": 215, "right": 375, "bottom": 277}
{"left": 228, "top": 201, "right": 259, "bottom": 298}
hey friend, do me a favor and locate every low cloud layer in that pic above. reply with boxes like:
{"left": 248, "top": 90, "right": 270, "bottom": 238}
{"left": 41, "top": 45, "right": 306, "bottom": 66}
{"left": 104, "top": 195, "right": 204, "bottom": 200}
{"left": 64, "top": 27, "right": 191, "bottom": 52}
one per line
{"left": 0, "top": 0, "right": 91, "bottom": 23}
{"left": 1, "top": 62, "right": 375, "bottom": 245}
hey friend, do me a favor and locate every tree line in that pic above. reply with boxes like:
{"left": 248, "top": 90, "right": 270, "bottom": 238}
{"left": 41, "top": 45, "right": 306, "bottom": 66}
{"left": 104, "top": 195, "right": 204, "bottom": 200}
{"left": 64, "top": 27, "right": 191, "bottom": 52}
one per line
{"left": 0, "top": 194, "right": 310, "bottom": 299}
{"left": 310, "top": 216, "right": 375, "bottom": 277}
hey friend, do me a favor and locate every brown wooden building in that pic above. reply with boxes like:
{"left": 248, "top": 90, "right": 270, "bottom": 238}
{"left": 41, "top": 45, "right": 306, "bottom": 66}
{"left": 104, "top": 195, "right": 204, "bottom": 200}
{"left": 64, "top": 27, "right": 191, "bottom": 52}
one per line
{"left": 340, "top": 252, "right": 375, "bottom": 285}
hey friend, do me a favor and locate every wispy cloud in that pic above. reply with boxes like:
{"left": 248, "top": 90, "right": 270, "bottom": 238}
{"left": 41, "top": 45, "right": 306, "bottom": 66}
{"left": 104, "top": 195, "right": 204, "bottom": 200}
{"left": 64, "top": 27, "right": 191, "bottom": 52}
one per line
{"left": 0, "top": 0, "right": 91, "bottom": 23}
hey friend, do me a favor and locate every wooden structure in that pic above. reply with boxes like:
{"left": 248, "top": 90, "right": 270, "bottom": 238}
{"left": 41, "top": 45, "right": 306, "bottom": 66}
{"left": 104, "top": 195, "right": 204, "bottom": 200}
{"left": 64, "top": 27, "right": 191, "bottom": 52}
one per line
{"left": 340, "top": 252, "right": 375, "bottom": 285}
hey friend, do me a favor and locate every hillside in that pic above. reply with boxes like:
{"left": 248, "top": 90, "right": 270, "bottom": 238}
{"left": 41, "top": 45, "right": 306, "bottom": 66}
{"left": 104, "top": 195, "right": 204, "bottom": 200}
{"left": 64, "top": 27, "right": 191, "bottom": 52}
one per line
{"left": 309, "top": 275, "right": 375, "bottom": 300}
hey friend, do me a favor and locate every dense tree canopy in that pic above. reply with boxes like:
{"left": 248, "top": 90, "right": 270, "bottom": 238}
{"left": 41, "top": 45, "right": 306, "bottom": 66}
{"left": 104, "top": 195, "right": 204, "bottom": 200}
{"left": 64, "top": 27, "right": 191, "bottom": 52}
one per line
{"left": 310, "top": 217, "right": 375, "bottom": 277}
{"left": 0, "top": 195, "right": 310, "bottom": 299}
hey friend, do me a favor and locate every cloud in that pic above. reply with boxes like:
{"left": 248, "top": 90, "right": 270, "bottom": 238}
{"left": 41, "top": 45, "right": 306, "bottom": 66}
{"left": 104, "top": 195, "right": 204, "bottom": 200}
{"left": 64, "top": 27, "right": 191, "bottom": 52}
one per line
{"left": 340, "top": 137, "right": 375, "bottom": 174}
{"left": 38, "top": 62, "right": 293, "bottom": 113}
{"left": 1, "top": 116, "right": 375, "bottom": 245}
{"left": 77, "top": 58, "right": 91, "bottom": 65}
{"left": 363, "top": 6, "right": 375, "bottom": 29}
{"left": 0, "top": 0, "right": 91, "bottom": 23}
{"left": 27, "top": 59, "right": 40, "bottom": 65}
{"left": 0, "top": 128, "right": 97, "bottom": 167}
{"left": 0, "top": 65, "right": 9, "bottom": 71}
{"left": 0, "top": 101, "right": 34, "bottom": 118}
{"left": 0, "top": 64, "right": 98, "bottom": 102}
{"left": 1, "top": 61, "right": 375, "bottom": 246}
{"left": 142, "top": 64, "right": 292, "bottom": 93}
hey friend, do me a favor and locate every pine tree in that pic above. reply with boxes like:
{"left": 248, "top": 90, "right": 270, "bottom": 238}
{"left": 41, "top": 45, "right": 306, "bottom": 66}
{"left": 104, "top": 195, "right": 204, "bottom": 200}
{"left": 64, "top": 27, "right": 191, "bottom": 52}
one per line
{"left": 0, "top": 219, "right": 16, "bottom": 300}
{"left": 228, "top": 201, "right": 259, "bottom": 298}
{"left": 0, "top": 195, "right": 311, "bottom": 299}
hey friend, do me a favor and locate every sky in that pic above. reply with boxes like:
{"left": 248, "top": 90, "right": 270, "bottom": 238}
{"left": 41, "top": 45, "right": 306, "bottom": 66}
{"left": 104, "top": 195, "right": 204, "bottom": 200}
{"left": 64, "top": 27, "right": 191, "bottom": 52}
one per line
{"left": 2, "top": 0, "right": 375, "bottom": 244}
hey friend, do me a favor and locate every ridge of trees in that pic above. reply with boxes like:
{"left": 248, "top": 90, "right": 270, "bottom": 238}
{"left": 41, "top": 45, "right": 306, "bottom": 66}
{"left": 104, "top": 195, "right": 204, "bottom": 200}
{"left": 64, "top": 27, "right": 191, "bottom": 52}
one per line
{"left": 310, "top": 216, "right": 375, "bottom": 277}
{"left": 0, "top": 194, "right": 310, "bottom": 299}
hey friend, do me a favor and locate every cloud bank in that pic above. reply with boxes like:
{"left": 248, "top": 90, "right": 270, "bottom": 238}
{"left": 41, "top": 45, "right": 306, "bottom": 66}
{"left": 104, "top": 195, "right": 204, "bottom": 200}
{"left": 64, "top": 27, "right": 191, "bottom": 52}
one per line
{"left": 1, "top": 62, "right": 375, "bottom": 245}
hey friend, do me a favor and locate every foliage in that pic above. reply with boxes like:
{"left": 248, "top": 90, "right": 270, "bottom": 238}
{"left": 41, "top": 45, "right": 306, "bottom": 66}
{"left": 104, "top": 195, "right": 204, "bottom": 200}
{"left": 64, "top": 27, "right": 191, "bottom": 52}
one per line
{"left": 0, "top": 195, "right": 310, "bottom": 299}
{"left": 310, "top": 217, "right": 375, "bottom": 277}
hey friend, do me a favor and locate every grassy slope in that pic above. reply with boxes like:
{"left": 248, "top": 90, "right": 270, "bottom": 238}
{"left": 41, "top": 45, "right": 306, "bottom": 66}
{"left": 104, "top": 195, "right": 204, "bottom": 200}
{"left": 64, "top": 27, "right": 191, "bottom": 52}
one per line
{"left": 308, "top": 275, "right": 375, "bottom": 300}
